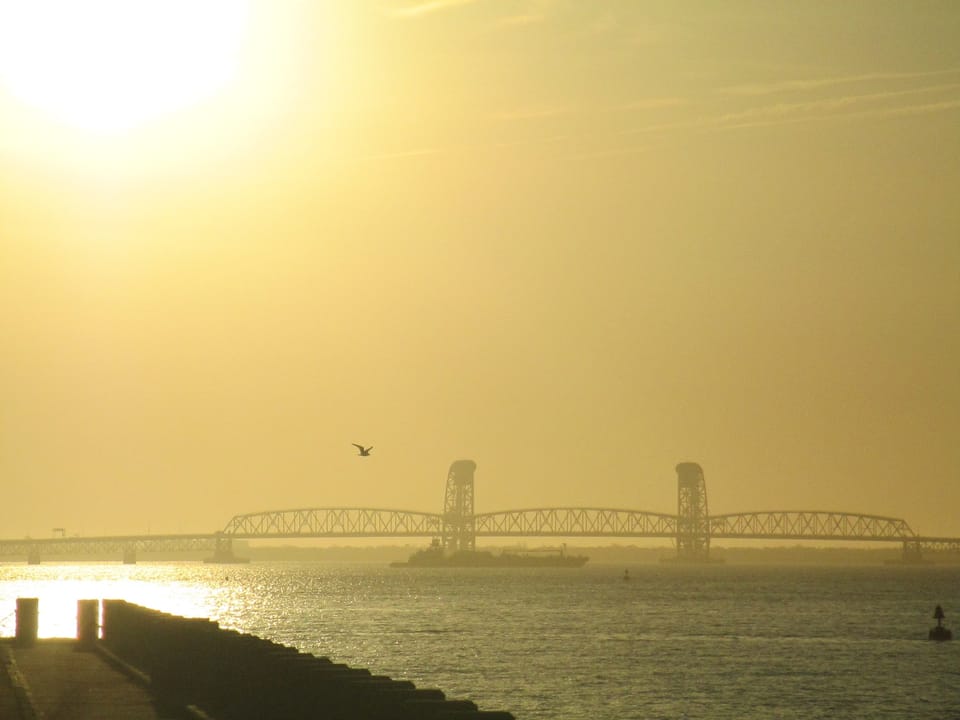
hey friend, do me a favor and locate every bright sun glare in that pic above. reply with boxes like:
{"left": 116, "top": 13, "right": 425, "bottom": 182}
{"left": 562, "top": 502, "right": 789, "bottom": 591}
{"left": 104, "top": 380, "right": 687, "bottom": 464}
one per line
{"left": 0, "top": 0, "right": 250, "bottom": 132}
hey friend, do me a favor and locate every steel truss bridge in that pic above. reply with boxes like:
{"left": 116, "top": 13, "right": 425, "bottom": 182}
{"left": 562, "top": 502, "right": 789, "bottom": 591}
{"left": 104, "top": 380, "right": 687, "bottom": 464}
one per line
{"left": 0, "top": 534, "right": 222, "bottom": 566}
{"left": 2, "top": 461, "right": 957, "bottom": 563}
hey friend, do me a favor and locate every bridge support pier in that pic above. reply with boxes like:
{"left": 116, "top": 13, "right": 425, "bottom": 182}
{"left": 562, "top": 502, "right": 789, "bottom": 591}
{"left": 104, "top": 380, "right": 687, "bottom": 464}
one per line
{"left": 27, "top": 549, "right": 41, "bottom": 565}
{"left": 901, "top": 540, "right": 924, "bottom": 564}
{"left": 204, "top": 534, "right": 248, "bottom": 564}
{"left": 122, "top": 547, "right": 137, "bottom": 564}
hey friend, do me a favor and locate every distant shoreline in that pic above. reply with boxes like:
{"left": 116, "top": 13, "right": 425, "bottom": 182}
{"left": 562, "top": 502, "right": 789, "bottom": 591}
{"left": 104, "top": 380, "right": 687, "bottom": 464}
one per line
{"left": 6, "top": 543, "right": 955, "bottom": 565}
{"left": 234, "top": 544, "right": 957, "bottom": 565}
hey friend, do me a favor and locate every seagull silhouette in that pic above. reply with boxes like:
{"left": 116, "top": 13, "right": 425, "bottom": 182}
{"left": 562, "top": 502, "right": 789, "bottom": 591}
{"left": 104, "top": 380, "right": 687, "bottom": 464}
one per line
{"left": 352, "top": 444, "right": 373, "bottom": 457}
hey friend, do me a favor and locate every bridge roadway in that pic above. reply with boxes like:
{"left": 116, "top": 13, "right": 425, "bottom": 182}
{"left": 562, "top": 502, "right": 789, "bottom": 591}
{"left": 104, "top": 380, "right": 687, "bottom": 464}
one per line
{"left": 2, "top": 461, "right": 958, "bottom": 562}
{"left": 1, "top": 508, "right": 957, "bottom": 564}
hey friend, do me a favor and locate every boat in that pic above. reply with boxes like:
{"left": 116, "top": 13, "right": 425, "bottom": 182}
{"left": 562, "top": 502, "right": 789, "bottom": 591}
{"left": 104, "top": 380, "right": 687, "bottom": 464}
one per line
{"left": 390, "top": 542, "right": 588, "bottom": 568}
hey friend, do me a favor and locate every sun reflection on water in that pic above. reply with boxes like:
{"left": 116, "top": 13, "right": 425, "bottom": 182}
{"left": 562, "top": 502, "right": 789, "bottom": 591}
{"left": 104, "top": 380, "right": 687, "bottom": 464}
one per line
{"left": 0, "top": 562, "right": 220, "bottom": 638}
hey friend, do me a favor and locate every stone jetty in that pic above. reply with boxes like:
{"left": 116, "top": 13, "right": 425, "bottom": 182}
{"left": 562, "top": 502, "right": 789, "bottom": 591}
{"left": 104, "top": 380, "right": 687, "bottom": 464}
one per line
{"left": 1, "top": 598, "right": 515, "bottom": 719}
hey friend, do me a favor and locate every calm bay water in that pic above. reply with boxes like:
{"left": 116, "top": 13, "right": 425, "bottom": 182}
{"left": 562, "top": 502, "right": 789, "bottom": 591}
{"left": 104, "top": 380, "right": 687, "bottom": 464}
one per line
{"left": 1, "top": 561, "right": 958, "bottom": 719}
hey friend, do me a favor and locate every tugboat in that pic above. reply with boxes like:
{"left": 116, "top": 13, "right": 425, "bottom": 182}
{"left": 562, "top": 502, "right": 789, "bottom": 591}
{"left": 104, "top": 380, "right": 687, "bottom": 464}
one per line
{"left": 928, "top": 605, "right": 953, "bottom": 641}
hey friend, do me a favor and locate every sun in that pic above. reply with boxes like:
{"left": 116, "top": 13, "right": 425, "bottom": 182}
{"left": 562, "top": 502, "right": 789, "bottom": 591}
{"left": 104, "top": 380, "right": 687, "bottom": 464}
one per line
{"left": 0, "top": 0, "right": 250, "bottom": 133}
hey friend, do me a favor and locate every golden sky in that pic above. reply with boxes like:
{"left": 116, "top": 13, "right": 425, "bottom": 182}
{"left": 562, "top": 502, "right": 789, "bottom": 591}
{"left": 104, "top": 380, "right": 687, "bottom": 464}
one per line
{"left": 1, "top": 1, "right": 958, "bottom": 540}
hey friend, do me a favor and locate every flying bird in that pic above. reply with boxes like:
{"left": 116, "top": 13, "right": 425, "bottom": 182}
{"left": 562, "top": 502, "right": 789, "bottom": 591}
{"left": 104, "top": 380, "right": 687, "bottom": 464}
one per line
{"left": 352, "top": 444, "right": 373, "bottom": 457}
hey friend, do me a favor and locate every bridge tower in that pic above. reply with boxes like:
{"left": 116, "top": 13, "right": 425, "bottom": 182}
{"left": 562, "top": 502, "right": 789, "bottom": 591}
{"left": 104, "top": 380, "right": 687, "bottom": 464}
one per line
{"left": 442, "top": 460, "right": 477, "bottom": 552}
{"left": 676, "top": 462, "right": 710, "bottom": 561}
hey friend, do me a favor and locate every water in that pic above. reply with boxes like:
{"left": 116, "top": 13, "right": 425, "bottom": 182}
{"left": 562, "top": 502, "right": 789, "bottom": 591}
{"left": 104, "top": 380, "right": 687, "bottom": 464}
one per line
{"left": 1, "top": 561, "right": 958, "bottom": 719}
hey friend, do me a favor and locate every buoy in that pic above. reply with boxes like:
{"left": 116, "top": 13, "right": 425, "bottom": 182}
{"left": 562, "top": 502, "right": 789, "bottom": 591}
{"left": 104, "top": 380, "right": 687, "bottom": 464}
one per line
{"left": 929, "top": 604, "right": 953, "bottom": 641}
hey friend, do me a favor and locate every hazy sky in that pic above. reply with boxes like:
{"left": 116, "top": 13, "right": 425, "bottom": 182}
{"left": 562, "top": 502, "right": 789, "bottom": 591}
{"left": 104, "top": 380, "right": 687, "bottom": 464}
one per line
{"left": 1, "top": 1, "right": 958, "bottom": 540}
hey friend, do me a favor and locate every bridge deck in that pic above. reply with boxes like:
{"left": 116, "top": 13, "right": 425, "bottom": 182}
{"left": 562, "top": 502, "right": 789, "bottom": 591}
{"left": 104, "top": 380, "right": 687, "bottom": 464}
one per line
{"left": 1, "top": 509, "right": 957, "bottom": 562}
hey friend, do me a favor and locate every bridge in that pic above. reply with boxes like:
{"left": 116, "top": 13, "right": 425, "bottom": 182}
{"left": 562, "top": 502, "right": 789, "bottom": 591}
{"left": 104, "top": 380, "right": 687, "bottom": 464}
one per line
{"left": 2, "top": 461, "right": 957, "bottom": 563}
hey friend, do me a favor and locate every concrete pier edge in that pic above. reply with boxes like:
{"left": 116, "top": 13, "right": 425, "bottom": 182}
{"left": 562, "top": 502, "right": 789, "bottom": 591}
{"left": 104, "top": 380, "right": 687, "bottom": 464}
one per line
{"left": 3, "top": 598, "right": 516, "bottom": 720}
{"left": 0, "top": 643, "right": 41, "bottom": 720}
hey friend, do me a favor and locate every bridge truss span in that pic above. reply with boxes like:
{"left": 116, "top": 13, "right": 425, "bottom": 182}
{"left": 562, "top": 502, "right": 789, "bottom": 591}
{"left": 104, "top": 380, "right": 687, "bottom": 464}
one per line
{"left": 708, "top": 511, "right": 915, "bottom": 542}
{"left": 474, "top": 508, "right": 678, "bottom": 538}
{"left": 8, "top": 460, "right": 959, "bottom": 565}
{"left": 906, "top": 536, "right": 960, "bottom": 554}
{"left": 222, "top": 508, "right": 443, "bottom": 538}
{"left": 0, "top": 534, "right": 217, "bottom": 558}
